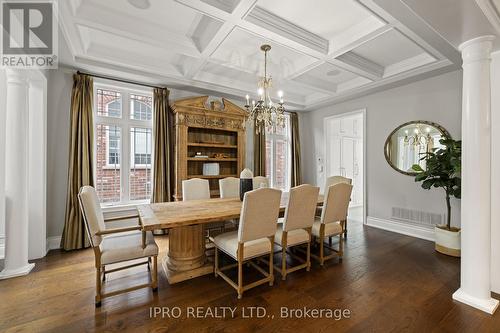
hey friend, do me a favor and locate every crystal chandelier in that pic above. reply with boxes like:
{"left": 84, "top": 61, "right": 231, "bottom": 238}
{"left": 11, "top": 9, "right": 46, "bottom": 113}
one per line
{"left": 244, "top": 44, "right": 286, "bottom": 134}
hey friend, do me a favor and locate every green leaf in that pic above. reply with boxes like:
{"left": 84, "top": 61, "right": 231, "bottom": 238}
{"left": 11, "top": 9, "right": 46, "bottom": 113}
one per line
{"left": 412, "top": 164, "right": 424, "bottom": 172}
{"left": 422, "top": 179, "right": 434, "bottom": 189}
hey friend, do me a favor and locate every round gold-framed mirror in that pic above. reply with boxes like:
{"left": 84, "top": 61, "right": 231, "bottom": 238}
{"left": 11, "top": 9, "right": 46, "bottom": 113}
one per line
{"left": 384, "top": 121, "right": 451, "bottom": 176}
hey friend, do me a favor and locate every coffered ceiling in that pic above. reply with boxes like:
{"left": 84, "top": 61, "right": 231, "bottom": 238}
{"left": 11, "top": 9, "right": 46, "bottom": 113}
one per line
{"left": 58, "top": 0, "right": 462, "bottom": 109}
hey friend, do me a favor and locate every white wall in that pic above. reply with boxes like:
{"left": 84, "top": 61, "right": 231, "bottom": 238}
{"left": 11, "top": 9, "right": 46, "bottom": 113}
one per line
{"left": 46, "top": 69, "right": 72, "bottom": 238}
{"left": 301, "top": 71, "right": 462, "bottom": 228}
{"left": 0, "top": 69, "right": 6, "bottom": 258}
{"left": 490, "top": 51, "right": 500, "bottom": 294}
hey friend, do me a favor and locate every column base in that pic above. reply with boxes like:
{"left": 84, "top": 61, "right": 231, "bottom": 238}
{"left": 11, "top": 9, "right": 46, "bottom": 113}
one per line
{"left": 0, "top": 263, "right": 35, "bottom": 280}
{"left": 452, "top": 288, "right": 499, "bottom": 314}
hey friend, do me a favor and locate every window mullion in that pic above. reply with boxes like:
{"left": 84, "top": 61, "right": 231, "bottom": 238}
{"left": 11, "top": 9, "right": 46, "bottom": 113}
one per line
{"left": 121, "top": 91, "right": 131, "bottom": 204}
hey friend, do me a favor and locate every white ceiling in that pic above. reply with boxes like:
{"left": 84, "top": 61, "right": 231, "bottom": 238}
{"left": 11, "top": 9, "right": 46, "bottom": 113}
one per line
{"left": 58, "top": 0, "right": 463, "bottom": 109}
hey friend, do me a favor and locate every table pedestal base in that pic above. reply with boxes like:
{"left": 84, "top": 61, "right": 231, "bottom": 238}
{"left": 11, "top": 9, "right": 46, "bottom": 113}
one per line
{"left": 163, "top": 224, "right": 214, "bottom": 284}
{"left": 162, "top": 258, "right": 213, "bottom": 284}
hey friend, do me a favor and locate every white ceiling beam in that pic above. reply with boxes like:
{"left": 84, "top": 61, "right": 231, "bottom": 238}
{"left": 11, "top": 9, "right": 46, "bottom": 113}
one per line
{"left": 245, "top": 6, "right": 329, "bottom": 54}
{"left": 284, "top": 19, "right": 391, "bottom": 81}
{"left": 73, "top": 54, "right": 306, "bottom": 109}
{"left": 286, "top": 60, "right": 325, "bottom": 80}
{"left": 329, "top": 24, "right": 393, "bottom": 58}
{"left": 356, "top": 0, "right": 461, "bottom": 64}
{"left": 181, "top": 0, "right": 258, "bottom": 79}
{"left": 306, "top": 58, "right": 454, "bottom": 110}
{"left": 332, "top": 52, "right": 384, "bottom": 80}
{"left": 174, "top": 0, "right": 233, "bottom": 21}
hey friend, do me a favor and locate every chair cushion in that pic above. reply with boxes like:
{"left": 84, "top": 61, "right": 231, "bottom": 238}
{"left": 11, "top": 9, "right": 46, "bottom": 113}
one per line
{"left": 211, "top": 231, "right": 272, "bottom": 260}
{"left": 312, "top": 218, "right": 342, "bottom": 237}
{"left": 100, "top": 231, "right": 158, "bottom": 265}
{"left": 275, "top": 225, "right": 309, "bottom": 247}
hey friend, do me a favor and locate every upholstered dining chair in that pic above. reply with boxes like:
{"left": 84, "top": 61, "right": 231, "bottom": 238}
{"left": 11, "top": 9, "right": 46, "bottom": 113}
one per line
{"left": 182, "top": 178, "right": 210, "bottom": 201}
{"left": 325, "top": 175, "right": 352, "bottom": 188}
{"left": 77, "top": 186, "right": 158, "bottom": 307}
{"left": 219, "top": 177, "right": 240, "bottom": 199}
{"left": 253, "top": 176, "right": 269, "bottom": 189}
{"left": 318, "top": 175, "right": 352, "bottom": 237}
{"left": 182, "top": 178, "right": 225, "bottom": 240}
{"left": 274, "top": 184, "right": 319, "bottom": 280}
{"left": 219, "top": 177, "right": 240, "bottom": 230}
{"left": 211, "top": 188, "right": 282, "bottom": 299}
{"left": 312, "top": 183, "right": 353, "bottom": 266}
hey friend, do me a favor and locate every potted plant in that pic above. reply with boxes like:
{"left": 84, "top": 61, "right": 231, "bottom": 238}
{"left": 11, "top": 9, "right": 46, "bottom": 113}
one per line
{"left": 412, "top": 138, "right": 461, "bottom": 257}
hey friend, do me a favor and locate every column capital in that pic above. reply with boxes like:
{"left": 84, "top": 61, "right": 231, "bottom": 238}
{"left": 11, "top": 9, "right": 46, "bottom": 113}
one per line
{"left": 459, "top": 35, "right": 496, "bottom": 64}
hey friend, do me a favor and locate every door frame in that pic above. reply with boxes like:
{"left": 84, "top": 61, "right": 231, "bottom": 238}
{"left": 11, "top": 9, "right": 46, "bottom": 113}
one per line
{"left": 323, "top": 109, "right": 367, "bottom": 225}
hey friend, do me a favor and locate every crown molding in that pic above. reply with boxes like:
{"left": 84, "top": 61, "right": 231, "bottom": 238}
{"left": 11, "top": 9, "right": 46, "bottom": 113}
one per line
{"left": 245, "top": 6, "right": 329, "bottom": 54}
{"left": 475, "top": 0, "right": 500, "bottom": 35}
{"left": 334, "top": 52, "right": 384, "bottom": 80}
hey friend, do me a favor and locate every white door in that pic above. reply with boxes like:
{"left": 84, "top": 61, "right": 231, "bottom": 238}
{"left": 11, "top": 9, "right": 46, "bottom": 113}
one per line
{"left": 325, "top": 113, "right": 364, "bottom": 207}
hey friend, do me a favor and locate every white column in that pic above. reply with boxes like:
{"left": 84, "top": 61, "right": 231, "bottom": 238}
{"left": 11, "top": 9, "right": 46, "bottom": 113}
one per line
{"left": 0, "top": 69, "right": 34, "bottom": 279}
{"left": 452, "top": 36, "right": 499, "bottom": 314}
{"left": 491, "top": 51, "right": 500, "bottom": 294}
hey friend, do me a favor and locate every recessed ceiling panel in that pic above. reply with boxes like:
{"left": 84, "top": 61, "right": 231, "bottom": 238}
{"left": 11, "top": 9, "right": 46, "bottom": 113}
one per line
{"left": 350, "top": 29, "right": 426, "bottom": 67}
{"left": 211, "top": 28, "right": 317, "bottom": 78}
{"left": 78, "top": 25, "right": 189, "bottom": 75}
{"left": 188, "top": 15, "right": 224, "bottom": 52}
{"left": 82, "top": 0, "right": 198, "bottom": 34}
{"left": 256, "top": 0, "right": 373, "bottom": 40}
{"left": 297, "top": 62, "right": 359, "bottom": 85}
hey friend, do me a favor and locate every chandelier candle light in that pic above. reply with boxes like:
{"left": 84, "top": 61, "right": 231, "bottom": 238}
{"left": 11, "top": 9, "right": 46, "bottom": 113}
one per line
{"left": 404, "top": 126, "right": 432, "bottom": 147}
{"left": 244, "top": 44, "right": 286, "bottom": 134}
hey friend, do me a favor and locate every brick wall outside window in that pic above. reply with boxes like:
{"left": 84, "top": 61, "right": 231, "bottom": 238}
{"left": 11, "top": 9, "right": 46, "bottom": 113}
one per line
{"left": 94, "top": 87, "right": 152, "bottom": 205}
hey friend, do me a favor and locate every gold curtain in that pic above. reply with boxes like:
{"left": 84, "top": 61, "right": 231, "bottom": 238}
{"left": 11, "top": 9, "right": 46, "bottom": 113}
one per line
{"left": 290, "top": 112, "right": 302, "bottom": 187}
{"left": 253, "top": 120, "right": 266, "bottom": 177}
{"left": 151, "top": 88, "right": 174, "bottom": 203}
{"left": 61, "top": 74, "right": 94, "bottom": 250}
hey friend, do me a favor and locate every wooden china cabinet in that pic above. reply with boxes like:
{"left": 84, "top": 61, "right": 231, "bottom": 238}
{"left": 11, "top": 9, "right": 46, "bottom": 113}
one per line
{"left": 172, "top": 96, "right": 247, "bottom": 201}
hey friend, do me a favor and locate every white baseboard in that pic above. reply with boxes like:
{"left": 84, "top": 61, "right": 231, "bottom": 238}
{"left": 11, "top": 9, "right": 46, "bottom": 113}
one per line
{"left": 0, "top": 234, "right": 4, "bottom": 259}
{"left": 0, "top": 235, "right": 61, "bottom": 259}
{"left": 366, "top": 216, "right": 435, "bottom": 241}
{"left": 46, "top": 236, "right": 61, "bottom": 254}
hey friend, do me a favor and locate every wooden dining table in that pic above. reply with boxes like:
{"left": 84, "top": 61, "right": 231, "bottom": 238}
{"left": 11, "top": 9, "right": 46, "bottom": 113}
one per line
{"left": 137, "top": 193, "right": 324, "bottom": 284}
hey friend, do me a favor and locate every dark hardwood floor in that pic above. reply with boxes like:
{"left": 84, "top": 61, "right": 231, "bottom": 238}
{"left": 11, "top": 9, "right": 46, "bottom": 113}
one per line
{"left": 1, "top": 221, "right": 499, "bottom": 333}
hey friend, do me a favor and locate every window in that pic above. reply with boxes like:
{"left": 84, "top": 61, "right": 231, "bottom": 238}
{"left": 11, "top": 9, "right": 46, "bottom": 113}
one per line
{"left": 265, "top": 114, "right": 291, "bottom": 191}
{"left": 94, "top": 86, "right": 153, "bottom": 206}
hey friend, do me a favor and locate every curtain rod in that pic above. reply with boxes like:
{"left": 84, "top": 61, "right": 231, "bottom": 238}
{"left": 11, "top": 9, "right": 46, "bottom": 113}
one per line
{"left": 76, "top": 70, "right": 166, "bottom": 90}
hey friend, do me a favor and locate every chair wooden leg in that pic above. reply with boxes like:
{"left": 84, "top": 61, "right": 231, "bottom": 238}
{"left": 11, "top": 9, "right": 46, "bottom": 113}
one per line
{"left": 306, "top": 242, "right": 311, "bottom": 271}
{"left": 237, "top": 260, "right": 243, "bottom": 299}
{"left": 214, "top": 246, "right": 219, "bottom": 277}
{"left": 269, "top": 248, "right": 274, "bottom": 286}
{"left": 343, "top": 219, "right": 348, "bottom": 238}
{"left": 95, "top": 265, "right": 102, "bottom": 307}
{"left": 102, "top": 266, "right": 106, "bottom": 282}
{"left": 319, "top": 236, "right": 325, "bottom": 266}
{"left": 328, "top": 236, "right": 332, "bottom": 247}
{"left": 281, "top": 247, "right": 287, "bottom": 280}
{"left": 339, "top": 234, "right": 344, "bottom": 262}
{"left": 151, "top": 256, "right": 158, "bottom": 292}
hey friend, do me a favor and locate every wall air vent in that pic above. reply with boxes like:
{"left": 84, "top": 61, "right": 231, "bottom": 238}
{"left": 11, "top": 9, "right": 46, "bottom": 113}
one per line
{"left": 391, "top": 207, "right": 443, "bottom": 227}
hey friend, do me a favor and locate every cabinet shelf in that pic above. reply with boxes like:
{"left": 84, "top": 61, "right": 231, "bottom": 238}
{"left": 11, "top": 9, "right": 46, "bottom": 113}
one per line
{"left": 187, "top": 174, "right": 238, "bottom": 179}
{"left": 187, "top": 158, "right": 237, "bottom": 162}
{"left": 188, "top": 143, "right": 238, "bottom": 149}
